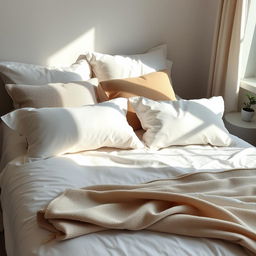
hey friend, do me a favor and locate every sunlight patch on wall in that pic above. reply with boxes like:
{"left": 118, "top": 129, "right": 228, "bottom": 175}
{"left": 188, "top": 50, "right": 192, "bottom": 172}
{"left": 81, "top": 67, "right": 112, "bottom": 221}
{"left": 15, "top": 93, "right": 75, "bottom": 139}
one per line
{"left": 47, "top": 28, "right": 95, "bottom": 66}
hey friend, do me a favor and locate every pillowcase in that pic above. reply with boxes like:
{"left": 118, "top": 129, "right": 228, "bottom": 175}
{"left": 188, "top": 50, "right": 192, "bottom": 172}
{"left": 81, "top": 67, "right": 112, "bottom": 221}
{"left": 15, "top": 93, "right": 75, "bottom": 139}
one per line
{"left": 5, "top": 78, "right": 98, "bottom": 109}
{"left": 130, "top": 96, "right": 232, "bottom": 148}
{"left": 0, "top": 123, "right": 27, "bottom": 171}
{"left": 1, "top": 98, "right": 144, "bottom": 159}
{"left": 0, "top": 59, "right": 91, "bottom": 115}
{"left": 0, "top": 59, "right": 91, "bottom": 84}
{"left": 84, "top": 44, "right": 168, "bottom": 81}
{"left": 98, "top": 71, "right": 176, "bottom": 130}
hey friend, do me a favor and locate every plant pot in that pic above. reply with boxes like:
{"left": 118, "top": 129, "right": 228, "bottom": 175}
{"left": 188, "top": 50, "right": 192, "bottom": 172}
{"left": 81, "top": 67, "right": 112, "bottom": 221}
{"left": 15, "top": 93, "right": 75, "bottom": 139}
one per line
{"left": 241, "top": 108, "right": 255, "bottom": 122}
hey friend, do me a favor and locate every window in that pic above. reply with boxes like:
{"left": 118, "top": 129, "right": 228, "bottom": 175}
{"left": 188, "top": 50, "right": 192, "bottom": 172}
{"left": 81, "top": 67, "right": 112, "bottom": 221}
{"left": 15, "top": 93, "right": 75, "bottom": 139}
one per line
{"left": 240, "top": 0, "right": 256, "bottom": 94}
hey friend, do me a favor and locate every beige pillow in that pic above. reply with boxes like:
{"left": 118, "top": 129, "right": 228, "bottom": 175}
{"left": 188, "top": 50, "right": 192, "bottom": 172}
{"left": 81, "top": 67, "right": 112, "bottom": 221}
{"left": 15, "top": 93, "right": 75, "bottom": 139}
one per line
{"left": 98, "top": 71, "right": 176, "bottom": 130}
{"left": 5, "top": 78, "right": 98, "bottom": 109}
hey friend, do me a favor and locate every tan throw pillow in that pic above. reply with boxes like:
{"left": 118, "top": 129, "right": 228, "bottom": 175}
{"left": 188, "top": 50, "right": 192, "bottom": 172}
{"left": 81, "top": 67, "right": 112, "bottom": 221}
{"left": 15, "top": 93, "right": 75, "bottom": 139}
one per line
{"left": 5, "top": 78, "right": 98, "bottom": 109}
{"left": 98, "top": 71, "right": 176, "bottom": 130}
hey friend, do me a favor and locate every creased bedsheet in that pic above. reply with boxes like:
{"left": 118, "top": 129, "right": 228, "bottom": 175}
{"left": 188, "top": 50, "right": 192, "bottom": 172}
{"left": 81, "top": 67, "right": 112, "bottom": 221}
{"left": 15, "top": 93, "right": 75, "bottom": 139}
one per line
{"left": 38, "top": 168, "right": 256, "bottom": 254}
{"left": 1, "top": 141, "right": 256, "bottom": 256}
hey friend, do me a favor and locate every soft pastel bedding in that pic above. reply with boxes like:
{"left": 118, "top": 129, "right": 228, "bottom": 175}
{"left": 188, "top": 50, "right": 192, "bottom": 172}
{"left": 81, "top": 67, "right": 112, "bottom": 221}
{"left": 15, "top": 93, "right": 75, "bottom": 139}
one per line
{"left": 1, "top": 134, "right": 256, "bottom": 256}
{"left": 1, "top": 45, "right": 256, "bottom": 256}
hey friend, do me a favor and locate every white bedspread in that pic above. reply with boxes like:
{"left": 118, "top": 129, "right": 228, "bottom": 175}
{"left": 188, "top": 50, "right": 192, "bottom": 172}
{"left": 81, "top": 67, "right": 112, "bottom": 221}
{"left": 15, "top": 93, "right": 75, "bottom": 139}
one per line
{"left": 1, "top": 135, "right": 256, "bottom": 256}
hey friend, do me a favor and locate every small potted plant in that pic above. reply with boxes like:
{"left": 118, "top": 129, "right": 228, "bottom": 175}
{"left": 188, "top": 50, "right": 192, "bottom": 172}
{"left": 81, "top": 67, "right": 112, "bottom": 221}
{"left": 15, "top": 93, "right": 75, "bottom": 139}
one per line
{"left": 241, "top": 94, "right": 256, "bottom": 122}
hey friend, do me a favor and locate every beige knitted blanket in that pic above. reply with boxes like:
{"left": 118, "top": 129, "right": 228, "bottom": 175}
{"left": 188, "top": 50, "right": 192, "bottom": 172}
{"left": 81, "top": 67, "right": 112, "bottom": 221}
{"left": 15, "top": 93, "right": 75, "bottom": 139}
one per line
{"left": 37, "top": 168, "right": 256, "bottom": 253}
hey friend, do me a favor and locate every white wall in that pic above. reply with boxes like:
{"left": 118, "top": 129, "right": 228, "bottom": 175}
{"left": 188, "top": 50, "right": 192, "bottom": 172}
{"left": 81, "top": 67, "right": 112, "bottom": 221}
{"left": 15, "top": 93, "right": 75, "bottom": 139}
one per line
{"left": 0, "top": 0, "right": 219, "bottom": 99}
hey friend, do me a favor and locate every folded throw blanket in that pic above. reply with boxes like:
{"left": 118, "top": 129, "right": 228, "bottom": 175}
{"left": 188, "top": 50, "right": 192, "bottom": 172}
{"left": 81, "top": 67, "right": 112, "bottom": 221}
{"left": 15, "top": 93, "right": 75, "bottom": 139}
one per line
{"left": 38, "top": 168, "right": 256, "bottom": 254}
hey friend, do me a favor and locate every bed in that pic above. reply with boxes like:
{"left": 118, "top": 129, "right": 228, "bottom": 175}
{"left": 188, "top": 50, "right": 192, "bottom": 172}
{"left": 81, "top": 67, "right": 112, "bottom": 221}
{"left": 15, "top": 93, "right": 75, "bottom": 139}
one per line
{"left": 0, "top": 45, "right": 256, "bottom": 256}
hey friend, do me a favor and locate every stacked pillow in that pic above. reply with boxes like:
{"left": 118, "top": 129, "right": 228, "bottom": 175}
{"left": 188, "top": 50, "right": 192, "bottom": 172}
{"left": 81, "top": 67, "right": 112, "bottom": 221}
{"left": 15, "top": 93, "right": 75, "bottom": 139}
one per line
{"left": 0, "top": 44, "right": 170, "bottom": 115}
{"left": 0, "top": 59, "right": 100, "bottom": 162}
{"left": 1, "top": 45, "right": 233, "bottom": 162}
{"left": 0, "top": 60, "right": 92, "bottom": 115}
{"left": 81, "top": 44, "right": 175, "bottom": 130}
{"left": 1, "top": 46, "right": 170, "bottom": 159}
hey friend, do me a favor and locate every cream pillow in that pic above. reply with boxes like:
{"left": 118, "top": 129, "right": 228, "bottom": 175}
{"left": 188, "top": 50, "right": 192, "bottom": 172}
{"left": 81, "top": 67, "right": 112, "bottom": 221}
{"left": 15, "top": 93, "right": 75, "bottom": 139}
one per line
{"left": 5, "top": 78, "right": 98, "bottom": 109}
{"left": 1, "top": 98, "right": 144, "bottom": 160}
{"left": 130, "top": 97, "right": 232, "bottom": 149}
{"left": 84, "top": 44, "right": 168, "bottom": 81}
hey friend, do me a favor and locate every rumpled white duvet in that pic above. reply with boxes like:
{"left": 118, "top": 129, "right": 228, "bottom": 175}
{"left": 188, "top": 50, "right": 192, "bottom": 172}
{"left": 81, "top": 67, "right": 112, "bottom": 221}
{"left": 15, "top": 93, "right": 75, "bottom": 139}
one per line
{"left": 0, "top": 134, "right": 256, "bottom": 256}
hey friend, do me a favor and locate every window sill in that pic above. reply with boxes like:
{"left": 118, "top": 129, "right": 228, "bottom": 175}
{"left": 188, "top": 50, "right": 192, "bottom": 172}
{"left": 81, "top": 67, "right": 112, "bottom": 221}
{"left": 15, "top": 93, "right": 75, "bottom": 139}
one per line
{"left": 240, "top": 77, "right": 256, "bottom": 94}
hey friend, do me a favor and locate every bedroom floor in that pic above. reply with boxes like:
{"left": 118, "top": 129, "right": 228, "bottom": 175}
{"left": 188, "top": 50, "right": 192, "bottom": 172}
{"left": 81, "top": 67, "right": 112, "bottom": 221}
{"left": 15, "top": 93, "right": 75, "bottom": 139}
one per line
{"left": 0, "top": 232, "right": 6, "bottom": 256}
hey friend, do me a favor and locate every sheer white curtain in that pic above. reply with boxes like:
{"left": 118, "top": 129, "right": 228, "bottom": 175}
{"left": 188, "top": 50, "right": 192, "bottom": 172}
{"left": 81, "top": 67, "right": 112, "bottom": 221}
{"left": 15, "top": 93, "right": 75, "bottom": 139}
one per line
{"left": 207, "top": 0, "right": 252, "bottom": 112}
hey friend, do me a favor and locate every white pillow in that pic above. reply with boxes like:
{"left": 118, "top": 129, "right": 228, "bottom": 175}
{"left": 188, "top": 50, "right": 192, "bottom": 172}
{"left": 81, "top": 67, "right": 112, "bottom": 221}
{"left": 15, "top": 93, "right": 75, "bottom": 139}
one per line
{"left": 0, "top": 59, "right": 91, "bottom": 84}
{"left": 0, "top": 123, "right": 27, "bottom": 170}
{"left": 84, "top": 44, "right": 168, "bottom": 81}
{"left": 130, "top": 97, "right": 232, "bottom": 148}
{"left": 1, "top": 98, "right": 144, "bottom": 160}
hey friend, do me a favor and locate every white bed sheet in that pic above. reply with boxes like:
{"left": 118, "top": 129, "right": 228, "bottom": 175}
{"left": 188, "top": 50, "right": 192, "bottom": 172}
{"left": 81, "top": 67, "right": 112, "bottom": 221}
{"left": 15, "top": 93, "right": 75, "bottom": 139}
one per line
{"left": 1, "top": 135, "right": 256, "bottom": 256}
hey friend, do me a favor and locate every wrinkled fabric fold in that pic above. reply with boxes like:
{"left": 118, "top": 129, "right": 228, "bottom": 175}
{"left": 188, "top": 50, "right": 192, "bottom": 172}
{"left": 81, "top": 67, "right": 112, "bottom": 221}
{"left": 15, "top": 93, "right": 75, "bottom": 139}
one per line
{"left": 38, "top": 168, "right": 256, "bottom": 254}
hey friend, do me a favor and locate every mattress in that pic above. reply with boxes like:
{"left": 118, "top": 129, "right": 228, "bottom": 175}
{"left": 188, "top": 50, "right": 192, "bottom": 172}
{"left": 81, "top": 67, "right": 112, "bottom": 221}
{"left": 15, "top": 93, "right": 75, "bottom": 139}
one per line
{"left": 0, "top": 134, "right": 256, "bottom": 256}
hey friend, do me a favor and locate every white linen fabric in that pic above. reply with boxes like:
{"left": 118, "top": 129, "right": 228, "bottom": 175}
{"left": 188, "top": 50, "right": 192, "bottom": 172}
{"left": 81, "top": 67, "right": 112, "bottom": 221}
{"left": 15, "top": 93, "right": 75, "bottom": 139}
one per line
{"left": 0, "top": 139, "right": 255, "bottom": 256}
{"left": 130, "top": 96, "right": 232, "bottom": 148}
{"left": 1, "top": 98, "right": 144, "bottom": 159}
{"left": 0, "top": 125, "right": 252, "bottom": 172}
{"left": 0, "top": 123, "right": 26, "bottom": 171}
{"left": 0, "top": 59, "right": 91, "bottom": 84}
{"left": 84, "top": 44, "right": 168, "bottom": 81}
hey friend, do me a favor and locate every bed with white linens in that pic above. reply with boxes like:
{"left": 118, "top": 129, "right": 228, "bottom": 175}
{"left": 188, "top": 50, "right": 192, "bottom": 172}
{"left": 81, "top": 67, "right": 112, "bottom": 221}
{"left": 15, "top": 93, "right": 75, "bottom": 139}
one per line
{"left": 0, "top": 45, "right": 256, "bottom": 256}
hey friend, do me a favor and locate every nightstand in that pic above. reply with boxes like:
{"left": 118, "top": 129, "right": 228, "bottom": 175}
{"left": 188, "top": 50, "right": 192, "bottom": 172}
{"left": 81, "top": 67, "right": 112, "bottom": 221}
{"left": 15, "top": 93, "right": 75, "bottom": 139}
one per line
{"left": 224, "top": 112, "right": 256, "bottom": 146}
